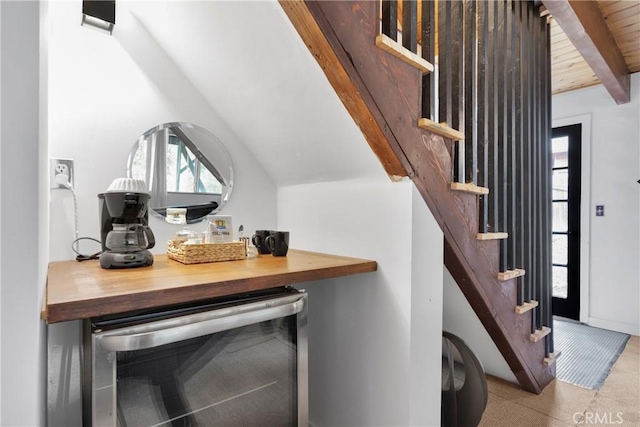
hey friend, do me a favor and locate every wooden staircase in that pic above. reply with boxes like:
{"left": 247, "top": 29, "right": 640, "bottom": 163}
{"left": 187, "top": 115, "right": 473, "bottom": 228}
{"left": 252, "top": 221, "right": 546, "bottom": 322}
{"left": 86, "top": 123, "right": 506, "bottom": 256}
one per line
{"left": 282, "top": 0, "right": 555, "bottom": 394}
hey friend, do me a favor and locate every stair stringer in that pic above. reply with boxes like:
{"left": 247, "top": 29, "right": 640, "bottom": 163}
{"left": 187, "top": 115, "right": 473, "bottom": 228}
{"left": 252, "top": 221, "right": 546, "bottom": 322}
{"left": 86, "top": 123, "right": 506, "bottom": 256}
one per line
{"left": 281, "top": 0, "right": 555, "bottom": 394}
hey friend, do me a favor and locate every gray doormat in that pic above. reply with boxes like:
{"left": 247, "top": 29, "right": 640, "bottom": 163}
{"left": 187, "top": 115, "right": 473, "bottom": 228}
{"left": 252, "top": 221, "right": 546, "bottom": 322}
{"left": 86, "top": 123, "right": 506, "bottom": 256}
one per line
{"left": 554, "top": 318, "right": 630, "bottom": 390}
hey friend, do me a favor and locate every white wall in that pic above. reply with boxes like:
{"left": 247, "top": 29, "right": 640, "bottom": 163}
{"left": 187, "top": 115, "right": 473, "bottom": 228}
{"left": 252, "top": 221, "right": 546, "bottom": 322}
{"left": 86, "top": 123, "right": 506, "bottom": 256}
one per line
{"left": 0, "top": 1, "right": 47, "bottom": 425}
{"left": 0, "top": 3, "right": 3, "bottom": 419}
{"left": 39, "top": 1, "right": 51, "bottom": 424}
{"left": 442, "top": 269, "right": 517, "bottom": 383}
{"left": 409, "top": 185, "right": 444, "bottom": 426}
{"left": 278, "top": 178, "right": 444, "bottom": 427}
{"left": 48, "top": 2, "right": 277, "bottom": 262}
{"left": 0, "top": 3, "right": 3, "bottom": 420}
{"left": 553, "top": 73, "right": 640, "bottom": 335}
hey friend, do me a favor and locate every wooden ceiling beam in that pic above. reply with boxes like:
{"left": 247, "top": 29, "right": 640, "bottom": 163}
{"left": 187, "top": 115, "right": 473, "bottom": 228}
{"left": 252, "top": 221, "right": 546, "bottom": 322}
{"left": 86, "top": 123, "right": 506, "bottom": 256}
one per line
{"left": 542, "top": 0, "right": 630, "bottom": 104}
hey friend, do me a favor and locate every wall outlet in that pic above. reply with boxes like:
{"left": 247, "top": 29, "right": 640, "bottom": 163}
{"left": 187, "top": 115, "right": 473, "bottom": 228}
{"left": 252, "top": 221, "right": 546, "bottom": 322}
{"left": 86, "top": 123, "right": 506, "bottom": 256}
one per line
{"left": 50, "top": 158, "right": 74, "bottom": 189}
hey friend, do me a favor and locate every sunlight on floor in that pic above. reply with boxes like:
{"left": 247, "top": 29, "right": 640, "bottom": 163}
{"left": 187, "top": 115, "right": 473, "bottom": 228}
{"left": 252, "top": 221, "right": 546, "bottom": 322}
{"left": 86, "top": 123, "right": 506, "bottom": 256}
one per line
{"left": 479, "top": 336, "right": 639, "bottom": 426}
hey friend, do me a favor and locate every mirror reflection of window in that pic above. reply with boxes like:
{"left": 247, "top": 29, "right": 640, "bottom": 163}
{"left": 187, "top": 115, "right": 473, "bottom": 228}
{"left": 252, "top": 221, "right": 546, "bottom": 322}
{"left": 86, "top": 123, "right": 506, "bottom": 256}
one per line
{"left": 167, "top": 134, "right": 222, "bottom": 195}
{"left": 199, "top": 164, "right": 222, "bottom": 194}
{"left": 131, "top": 143, "right": 147, "bottom": 183}
{"left": 128, "top": 122, "right": 234, "bottom": 224}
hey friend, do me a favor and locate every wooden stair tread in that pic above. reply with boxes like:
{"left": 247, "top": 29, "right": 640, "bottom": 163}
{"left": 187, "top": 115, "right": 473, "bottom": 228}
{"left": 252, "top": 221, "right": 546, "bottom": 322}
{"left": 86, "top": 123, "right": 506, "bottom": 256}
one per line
{"left": 477, "top": 232, "right": 508, "bottom": 240}
{"left": 530, "top": 326, "right": 552, "bottom": 343}
{"left": 515, "top": 300, "right": 538, "bottom": 314}
{"left": 417, "top": 118, "right": 465, "bottom": 140}
{"left": 543, "top": 352, "right": 556, "bottom": 366}
{"left": 539, "top": 5, "right": 550, "bottom": 17}
{"left": 451, "top": 182, "right": 489, "bottom": 195}
{"left": 498, "top": 269, "right": 526, "bottom": 281}
{"left": 375, "top": 34, "right": 434, "bottom": 74}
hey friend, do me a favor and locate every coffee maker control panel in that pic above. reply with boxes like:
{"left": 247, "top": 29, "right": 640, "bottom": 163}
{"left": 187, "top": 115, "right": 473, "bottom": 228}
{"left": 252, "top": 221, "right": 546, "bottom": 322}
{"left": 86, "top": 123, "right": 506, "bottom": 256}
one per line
{"left": 100, "top": 251, "right": 154, "bottom": 269}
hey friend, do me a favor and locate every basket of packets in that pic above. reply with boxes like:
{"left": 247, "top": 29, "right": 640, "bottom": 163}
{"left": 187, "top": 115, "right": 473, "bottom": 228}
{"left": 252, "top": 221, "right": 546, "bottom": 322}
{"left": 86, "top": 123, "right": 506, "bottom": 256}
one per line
{"left": 167, "top": 240, "right": 247, "bottom": 264}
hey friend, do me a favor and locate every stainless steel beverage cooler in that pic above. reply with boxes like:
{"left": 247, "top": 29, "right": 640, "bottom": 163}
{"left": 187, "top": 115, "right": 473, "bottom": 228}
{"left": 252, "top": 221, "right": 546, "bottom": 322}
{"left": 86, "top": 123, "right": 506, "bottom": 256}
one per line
{"left": 82, "top": 288, "right": 308, "bottom": 426}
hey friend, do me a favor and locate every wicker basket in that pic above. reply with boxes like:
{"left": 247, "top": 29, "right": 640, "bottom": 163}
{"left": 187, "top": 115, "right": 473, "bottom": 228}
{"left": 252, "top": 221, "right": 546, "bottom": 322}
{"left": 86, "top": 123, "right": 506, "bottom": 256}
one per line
{"left": 167, "top": 240, "right": 246, "bottom": 264}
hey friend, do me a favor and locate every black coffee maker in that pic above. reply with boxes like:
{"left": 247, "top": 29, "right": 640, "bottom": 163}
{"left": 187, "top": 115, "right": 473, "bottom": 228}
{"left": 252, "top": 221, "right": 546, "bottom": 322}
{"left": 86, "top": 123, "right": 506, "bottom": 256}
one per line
{"left": 98, "top": 180, "right": 155, "bottom": 269}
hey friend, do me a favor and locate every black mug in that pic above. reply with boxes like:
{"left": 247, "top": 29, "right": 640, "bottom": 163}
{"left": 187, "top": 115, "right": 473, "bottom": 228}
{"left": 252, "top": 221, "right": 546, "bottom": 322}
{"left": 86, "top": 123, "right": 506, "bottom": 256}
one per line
{"left": 265, "top": 231, "right": 289, "bottom": 257}
{"left": 252, "top": 230, "right": 272, "bottom": 254}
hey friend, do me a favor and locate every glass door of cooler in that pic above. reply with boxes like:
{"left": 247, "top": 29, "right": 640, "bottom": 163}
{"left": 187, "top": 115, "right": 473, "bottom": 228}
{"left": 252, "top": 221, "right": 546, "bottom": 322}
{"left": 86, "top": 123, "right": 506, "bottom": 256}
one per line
{"left": 89, "top": 290, "right": 308, "bottom": 427}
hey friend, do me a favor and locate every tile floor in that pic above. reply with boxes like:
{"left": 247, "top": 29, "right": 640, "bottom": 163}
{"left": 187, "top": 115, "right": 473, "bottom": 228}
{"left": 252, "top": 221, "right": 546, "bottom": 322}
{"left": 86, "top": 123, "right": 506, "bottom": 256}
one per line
{"left": 479, "top": 336, "right": 640, "bottom": 426}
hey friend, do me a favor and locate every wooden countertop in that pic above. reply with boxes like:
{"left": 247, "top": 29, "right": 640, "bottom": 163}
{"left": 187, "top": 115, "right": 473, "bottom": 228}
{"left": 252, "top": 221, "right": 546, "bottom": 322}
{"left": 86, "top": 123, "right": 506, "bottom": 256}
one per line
{"left": 43, "top": 250, "right": 377, "bottom": 323}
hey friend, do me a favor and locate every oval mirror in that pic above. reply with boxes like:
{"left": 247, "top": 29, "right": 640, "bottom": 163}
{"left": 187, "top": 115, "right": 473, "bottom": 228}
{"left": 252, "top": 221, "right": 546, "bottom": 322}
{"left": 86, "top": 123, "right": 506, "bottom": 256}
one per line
{"left": 127, "top": 122, "right": 234, "bottom": 224}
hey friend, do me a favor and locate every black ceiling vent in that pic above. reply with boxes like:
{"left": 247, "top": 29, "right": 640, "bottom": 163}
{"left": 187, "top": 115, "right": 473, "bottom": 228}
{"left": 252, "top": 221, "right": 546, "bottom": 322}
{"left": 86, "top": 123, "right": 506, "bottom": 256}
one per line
{"left": 81, "top": 1, "right": 115, "bottom": 35}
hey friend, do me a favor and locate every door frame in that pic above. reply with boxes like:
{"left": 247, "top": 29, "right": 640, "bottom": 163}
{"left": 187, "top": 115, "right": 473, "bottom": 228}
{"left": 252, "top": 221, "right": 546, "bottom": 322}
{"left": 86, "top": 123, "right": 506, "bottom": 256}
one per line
{"left": 552, "top": 114, "right": 591, "bottom": 324}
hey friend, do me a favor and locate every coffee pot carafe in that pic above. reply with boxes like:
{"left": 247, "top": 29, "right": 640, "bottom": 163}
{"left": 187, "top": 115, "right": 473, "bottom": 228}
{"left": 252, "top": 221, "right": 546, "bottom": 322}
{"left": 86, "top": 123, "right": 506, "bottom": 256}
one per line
{"left": 105, "top": 224, "right": 155, "bottom": 253}
{"left": 98, "top": 179, "right": 156, "bottom": 269}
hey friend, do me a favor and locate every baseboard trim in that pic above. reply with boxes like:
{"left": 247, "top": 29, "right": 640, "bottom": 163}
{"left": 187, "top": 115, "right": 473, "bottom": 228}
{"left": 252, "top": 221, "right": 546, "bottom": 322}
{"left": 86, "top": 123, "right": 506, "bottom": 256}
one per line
{"left": 587, "top": 317, "right": 639, "bottom": 336}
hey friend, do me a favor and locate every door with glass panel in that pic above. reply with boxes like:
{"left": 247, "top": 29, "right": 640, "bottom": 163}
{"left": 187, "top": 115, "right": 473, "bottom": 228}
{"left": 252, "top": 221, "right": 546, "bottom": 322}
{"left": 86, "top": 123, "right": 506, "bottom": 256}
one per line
{"left": 551, "top": 124, "right": 581, "bottom": 320}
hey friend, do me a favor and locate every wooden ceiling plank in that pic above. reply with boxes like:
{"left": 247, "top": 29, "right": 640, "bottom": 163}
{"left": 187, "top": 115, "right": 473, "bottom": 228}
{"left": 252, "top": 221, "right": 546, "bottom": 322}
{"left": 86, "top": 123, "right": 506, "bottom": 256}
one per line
{"left": 543, "top": 0, "right": 631, "bottom": 104}
{"left": 553, "top": 69, "right": 598, "bottom": 79}
{"left": 552, "top": 57, "right": 592, "bottom": 69}
{"left": 615, "top": 30, "right": 640, "bottom": 41}
{"left": 553, "top": 69, "right": 598, "bottom": 80}
{"left": 553, "top": 54, "right": 597, "bottom": 65}
{"left": 552, "top": 65, "right": 595, "bottom": 76}
{"left": 551, "top": 35, "right": 575, "bottom": 43}
{"left": 551, "top": 58, "right": 591, "bottom": 69}
{"left": 619, "top": 33, "right": 640, "bottom": 42}
{"left": 553, "top": 83, "right": 598, "bottom": 92}
{"left": 552, "top": 49, "right": 586, "bottom": 59}
{"left": 627, "top": 63, "right": 640, "bottom": 73}
{"left": 555, "top": 74, "right": 600, "bottom": 82}
{"left": 552, "top": 48, "right": 592, "bottom": 60}
{"left": 553, "top": 67, "right": 598, "bottom": 79}
{"left": 620, "top": 42, "right": 640, "bottom": 53}
{"left": 552, "top": 38, "right": 582, "bottom": 50}
{"left": 553, "top": 71, "right": 596, "bottom": 80}
{"left": 554, "top": 80, "right": 600, "bottom": 89}
{"left": 550, "top": 22, "right": 567, "bottom": 34}
{"left": 557, "top": 83, "right": 601, "bottom": 92}
{"left": 601, "top": 3, "right": 640, "bottom": 23}
{"left": 551, "top": 36, "right": 576, "bottom": 45}
{"left": 606, "top": 14, "right": 640, "bottom": 31}
{"left": 617, "top": 40, "right": 640, "bottom": 53}
{"left": 552, "top": 43, "right": 585, "bottom": 54}
{"left": 554, "top": 78, "right": 600, "bottom": 88}
{"left": 553, "top": 65, "right": 596, "bottom": 74}
{"left": 599, "top": 1, "right": 638, "bottom": 17}
{"left": 626, "top": 51, "right": 640, "bottom": 59}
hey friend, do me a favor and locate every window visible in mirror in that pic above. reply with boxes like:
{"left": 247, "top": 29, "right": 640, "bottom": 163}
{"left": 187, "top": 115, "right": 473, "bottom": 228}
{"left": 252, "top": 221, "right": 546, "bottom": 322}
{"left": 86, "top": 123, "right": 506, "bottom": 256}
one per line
{"left": 128, "top": 122, "right": 234, "bottom": 224}
{"left": 130, "top": 143, "right": 147, "bottom": 183}
{"left": 166, "top": 134, "right": 222, "bottom": 194}
{"left": 132, "top": 134, "right": 223, "bottom": 196}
